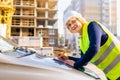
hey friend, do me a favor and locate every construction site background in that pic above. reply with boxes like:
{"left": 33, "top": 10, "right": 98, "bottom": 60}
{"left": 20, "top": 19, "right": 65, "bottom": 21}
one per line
{"left": 0, "top": 0, "right": 59, "bottom": 48}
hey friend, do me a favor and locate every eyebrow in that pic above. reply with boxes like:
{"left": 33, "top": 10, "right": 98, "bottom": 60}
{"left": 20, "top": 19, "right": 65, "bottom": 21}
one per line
{"left": 67, "top": 18, "right": 77, "bottom": 24}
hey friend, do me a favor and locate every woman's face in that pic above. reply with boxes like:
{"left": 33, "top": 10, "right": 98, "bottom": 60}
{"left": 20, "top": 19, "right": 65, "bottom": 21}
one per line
{"left": 66, "top": 17, "right": 82, "bottom": 33}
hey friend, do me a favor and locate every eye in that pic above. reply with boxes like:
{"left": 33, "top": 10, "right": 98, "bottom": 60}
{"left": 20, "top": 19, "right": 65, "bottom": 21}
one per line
{"left": 72, "top": 19, "right": 77, "bottom": 23}
{"left": 68, "top": 24, "right": 71, "bottom": 28}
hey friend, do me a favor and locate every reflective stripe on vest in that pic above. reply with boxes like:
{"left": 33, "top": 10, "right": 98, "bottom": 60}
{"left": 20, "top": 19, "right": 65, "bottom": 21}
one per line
{"left": 79, "top": 21, "right": 120, "bottom": 80}
{"left": 94, "top": 41, "right": 120, "bottom": 74}
{"left": 104, "top": 55, "right": 120, "bottom": 74}
{"left": 94, "top": 42, "right": 115, "bottom": 65}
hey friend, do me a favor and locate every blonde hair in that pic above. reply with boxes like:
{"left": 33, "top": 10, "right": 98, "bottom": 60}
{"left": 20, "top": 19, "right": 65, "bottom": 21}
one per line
{"left": 66, "top": 15, "right": 87, "bottom": 27}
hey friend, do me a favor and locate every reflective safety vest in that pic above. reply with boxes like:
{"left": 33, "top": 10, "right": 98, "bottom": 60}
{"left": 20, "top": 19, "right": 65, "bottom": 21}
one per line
{"left": 79, "top": 21, "right": 120, "bottom": 80}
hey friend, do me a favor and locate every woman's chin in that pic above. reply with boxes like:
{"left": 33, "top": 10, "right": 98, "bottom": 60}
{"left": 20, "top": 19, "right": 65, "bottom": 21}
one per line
{"left": 71, "top": 31, "right": 78, "bottom": 33}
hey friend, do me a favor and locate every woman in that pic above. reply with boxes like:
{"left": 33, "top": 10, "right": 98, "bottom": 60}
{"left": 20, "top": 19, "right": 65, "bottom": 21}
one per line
{"left": 57, "top": 11, "right": 120, "bottom": 80}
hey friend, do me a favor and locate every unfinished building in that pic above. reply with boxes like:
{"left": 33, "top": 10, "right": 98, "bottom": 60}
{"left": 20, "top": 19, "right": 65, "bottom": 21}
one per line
{"left": 11, "top": 0, "right": 58, "bottom": 47}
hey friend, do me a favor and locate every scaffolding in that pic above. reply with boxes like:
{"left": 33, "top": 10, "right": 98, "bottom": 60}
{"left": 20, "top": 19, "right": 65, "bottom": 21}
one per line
{"left": 10, "top": 0, "right": 58, "bottom": 47}
{"left": 0, "top": 0, "right": 15, "bottom": 38}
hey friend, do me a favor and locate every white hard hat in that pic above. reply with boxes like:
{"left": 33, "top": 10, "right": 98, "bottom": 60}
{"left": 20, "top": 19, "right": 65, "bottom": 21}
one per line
{"left": 63, "top": 11, "right": 82, "bottom": 25}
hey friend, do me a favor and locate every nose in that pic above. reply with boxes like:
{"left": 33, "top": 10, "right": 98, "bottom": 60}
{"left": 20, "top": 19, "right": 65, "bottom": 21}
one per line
{"left": 71, "top": 23, "right": 74, "bottom": 27}
{"left": 69, "top": 23, "right": 75, "bottom": 29}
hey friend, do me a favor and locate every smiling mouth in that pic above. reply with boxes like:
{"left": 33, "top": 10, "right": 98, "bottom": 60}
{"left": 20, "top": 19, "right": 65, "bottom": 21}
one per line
{"left": 71, "top": 26, "right": 77, "bottom": 31}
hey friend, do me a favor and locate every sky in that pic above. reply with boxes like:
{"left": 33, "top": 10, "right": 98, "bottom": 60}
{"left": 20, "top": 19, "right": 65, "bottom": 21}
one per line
{"left": 57, "top": 0, "right": 72, "bottom": 36}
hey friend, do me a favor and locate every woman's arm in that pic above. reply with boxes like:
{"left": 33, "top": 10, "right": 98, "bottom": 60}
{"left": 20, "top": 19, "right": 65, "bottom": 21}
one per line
{"left": 74, "top": 21, "right": 103, "bottom": 69}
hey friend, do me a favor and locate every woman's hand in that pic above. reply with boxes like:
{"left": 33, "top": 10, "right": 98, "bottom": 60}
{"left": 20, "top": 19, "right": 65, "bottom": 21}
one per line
{"left": 64, "top": 60, "right": 75, "bottom": 67}
{"left": 56, "top": 53, "right": 68, "bottom": 61}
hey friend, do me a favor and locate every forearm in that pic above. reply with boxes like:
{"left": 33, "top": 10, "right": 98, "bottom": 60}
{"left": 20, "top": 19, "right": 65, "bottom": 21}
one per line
{"left": 74, "top": 47, "right": 98, "bottom": 69}
{"left": 74, "top": 21, "right": 102, "bottom": 69}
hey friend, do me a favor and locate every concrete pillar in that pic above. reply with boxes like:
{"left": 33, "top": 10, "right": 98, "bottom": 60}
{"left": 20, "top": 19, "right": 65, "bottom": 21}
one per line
{"left": 117, "top": 0, "right": 120, "bottom": 36}
{"left": 45, "top": 1, "right": 48, "bottom": 27}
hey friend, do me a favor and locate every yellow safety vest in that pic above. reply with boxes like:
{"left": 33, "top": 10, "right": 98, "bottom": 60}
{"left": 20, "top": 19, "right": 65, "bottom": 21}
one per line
{"left": 79, "top": 21, "right": 120, "bottom": 80}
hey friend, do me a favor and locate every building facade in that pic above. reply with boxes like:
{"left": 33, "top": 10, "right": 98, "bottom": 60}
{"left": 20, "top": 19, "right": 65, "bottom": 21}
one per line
{"left": 117, "top": 0, "right": 120, "bottom": 36}
{"left": 11, "top": 0, "right": 58, "bottom": 47}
